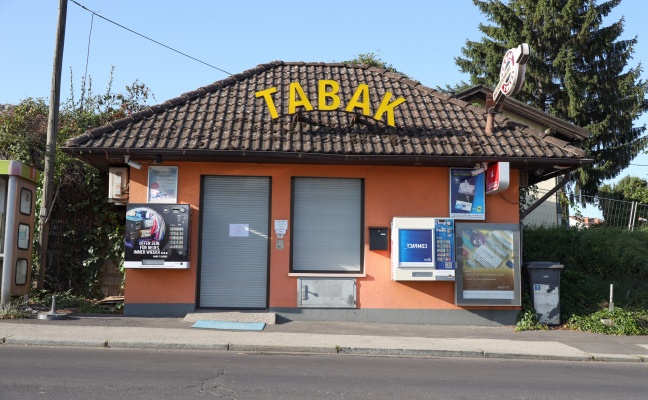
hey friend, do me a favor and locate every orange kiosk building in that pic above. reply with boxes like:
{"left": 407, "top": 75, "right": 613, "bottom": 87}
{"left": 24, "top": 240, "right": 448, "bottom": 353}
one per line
{"left": 62, "top": 61, "right": 591, "bottom": 324}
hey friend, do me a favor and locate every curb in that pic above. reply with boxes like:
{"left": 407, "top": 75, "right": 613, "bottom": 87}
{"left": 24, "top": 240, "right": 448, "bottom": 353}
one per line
{"left": 3, "top": 338, "right": 107, "bottom": 348}
{"left": 337, "top": 347, "right": 484, "bottom": 358}
{"left": 228, "top": 344, "right": 337, "bottom": 354}
{"left": 588, "top": 353, "right": 646, "bottom": 363}
{"left": 108, "top": 341, "right": 230, "bottom": 351}
{"left": 483, "top": 352, "right": 592, "bottom": 362}
{"left": 2, "top": 339, "right": 645, "bottom": 362}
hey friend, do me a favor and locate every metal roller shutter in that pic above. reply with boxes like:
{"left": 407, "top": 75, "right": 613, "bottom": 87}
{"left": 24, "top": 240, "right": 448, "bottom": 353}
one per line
{"left": 292, "top": 178, "right": 362, "bottom": 272}
{"left": 200, "top": 176, "right": 269, "bottom": 308}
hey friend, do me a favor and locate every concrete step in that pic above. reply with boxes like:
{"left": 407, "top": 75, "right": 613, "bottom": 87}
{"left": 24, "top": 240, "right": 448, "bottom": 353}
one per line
{"left": 184, "top": 311, "right": 276, "bottom": 324}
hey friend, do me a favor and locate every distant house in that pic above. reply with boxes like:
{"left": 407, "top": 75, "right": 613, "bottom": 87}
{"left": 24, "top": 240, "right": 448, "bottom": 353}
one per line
{"left": 454, "top": 86, "right": 591, "bottom": 227}
{"left": 569, "top": 215, "right": 604, "bottom": 228}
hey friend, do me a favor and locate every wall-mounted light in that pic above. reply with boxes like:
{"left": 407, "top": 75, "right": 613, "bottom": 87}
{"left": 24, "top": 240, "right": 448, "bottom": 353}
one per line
{"left": 125, "top": 155, "right": 141, "bottom": 170}
{"left": 154, "top": 154, "right": 163, "bottom": 164}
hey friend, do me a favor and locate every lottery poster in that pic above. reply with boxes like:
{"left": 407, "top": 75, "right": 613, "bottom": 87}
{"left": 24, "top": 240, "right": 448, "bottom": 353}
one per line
{"left": 455, "top": 223, "right": 521, "bottom": 306}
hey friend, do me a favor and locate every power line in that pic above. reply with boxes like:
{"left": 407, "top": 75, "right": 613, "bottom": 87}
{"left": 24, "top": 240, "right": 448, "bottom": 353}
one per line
{"left": 70, "top": 0, "right": 233, "bottom": 76}
{"left": 79, "top": 12, "right": 93, "bottom": 108}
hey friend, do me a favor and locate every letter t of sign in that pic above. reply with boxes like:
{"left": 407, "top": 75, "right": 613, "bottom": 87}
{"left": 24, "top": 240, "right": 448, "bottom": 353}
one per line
{"left": 255, "top": 87, "right": 279, "bottom": 119}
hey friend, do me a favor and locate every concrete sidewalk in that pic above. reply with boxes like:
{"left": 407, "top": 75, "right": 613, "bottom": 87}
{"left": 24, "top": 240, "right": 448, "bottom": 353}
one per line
{"left": 1, "top": 313, "right": 647, "bottom": 363}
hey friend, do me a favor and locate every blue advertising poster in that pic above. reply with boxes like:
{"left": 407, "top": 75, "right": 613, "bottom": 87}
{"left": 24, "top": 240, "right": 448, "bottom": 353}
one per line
{"left": 449, "top": 168, "right": 485, "bottom": 220}
{"left": 398, "top": 229, "right": 433, "bottom": 267}
{"left": 434, "top": 219, "right": 455, "bottom": 269}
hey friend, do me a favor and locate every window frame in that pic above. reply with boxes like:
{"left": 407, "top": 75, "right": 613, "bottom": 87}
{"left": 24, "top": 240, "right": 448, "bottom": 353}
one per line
{"left": 19, "top": 187, "right": 33, "bottom": 215}
{"left": 17, "top": 223, "right": 30, "bottom": 250}
{"left": 15, "top": 258, "right": 28, "bottom": 286}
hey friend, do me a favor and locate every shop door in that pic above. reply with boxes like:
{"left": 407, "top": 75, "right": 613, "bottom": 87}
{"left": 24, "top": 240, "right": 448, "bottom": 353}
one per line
{"left": 199, "top": 176, "right": 270, "bottom": 308}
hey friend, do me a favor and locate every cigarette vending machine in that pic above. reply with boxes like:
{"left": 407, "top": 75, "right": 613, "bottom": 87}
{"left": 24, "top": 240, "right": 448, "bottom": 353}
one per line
{"left": 390, "top": 217, "right": 455, "bottom": 281}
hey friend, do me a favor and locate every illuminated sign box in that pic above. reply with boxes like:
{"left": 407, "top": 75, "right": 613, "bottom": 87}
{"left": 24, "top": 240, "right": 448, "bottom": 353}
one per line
{"left": 486, "top": 162, "right": 510, "bottom": 194}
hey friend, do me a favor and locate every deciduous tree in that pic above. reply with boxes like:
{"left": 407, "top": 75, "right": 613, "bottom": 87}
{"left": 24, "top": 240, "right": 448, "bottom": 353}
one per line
{"left": 0, "top": 69, "right": 152, "bottom": 296}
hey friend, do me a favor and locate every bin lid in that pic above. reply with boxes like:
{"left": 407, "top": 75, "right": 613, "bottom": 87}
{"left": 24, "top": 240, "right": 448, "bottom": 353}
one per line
{"left": 524, "top": 261, "right": 564, "bottom": 269}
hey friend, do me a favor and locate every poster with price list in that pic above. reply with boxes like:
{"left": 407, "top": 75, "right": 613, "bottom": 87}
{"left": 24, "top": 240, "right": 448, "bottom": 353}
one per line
{"left": 125, "top": 203, "right": 190, "bottom": 268}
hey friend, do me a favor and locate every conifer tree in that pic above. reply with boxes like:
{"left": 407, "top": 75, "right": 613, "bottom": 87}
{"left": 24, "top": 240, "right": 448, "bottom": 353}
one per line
{"left": 456, "top": 0, "right": 648, "bottom": 197}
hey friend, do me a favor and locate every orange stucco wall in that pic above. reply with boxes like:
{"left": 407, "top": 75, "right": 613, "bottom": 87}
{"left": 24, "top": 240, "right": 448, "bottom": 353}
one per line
{"left": 124, "top": 162, "right": 520, "bottom": 310}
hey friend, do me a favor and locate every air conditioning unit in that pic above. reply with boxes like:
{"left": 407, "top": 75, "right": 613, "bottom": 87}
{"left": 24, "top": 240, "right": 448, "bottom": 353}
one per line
{"left": 108, "top": 167, "right": 129, "bottom": 202}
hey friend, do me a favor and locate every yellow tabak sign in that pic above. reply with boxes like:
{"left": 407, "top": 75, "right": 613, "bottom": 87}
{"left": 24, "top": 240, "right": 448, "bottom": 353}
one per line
{"left": 255, "top": 80, "right": 406, "bottom": 127}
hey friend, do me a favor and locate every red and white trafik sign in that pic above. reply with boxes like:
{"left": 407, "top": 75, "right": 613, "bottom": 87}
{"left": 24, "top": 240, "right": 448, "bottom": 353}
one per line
{"left": 493, "top": 43, "right": 531, "bottom": 104}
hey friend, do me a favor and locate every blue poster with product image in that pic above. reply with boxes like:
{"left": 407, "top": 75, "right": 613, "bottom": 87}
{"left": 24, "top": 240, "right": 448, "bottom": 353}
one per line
{"left": 398, "top": 229, "right": 434, "bottom": 267}
{"left": 449, "top": 168, "right": 485, "bottom": 220}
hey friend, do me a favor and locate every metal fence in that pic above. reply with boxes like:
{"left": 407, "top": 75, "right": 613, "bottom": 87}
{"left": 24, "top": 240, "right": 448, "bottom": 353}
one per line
{"left": 522, "top": 189, "right": 648, "bottom": 230}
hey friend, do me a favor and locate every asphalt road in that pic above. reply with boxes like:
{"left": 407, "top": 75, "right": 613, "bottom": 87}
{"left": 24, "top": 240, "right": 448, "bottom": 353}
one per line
{"left": 1, "top": 346, "right": 647, "bottom": 399}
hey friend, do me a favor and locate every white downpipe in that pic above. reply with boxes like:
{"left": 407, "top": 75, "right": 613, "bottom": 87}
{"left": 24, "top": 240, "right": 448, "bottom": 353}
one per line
{"left": 628, "top": 201, "right": 637, "bottom": 231}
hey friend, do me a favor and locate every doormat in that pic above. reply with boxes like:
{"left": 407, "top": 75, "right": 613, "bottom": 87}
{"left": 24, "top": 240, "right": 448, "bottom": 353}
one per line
{"left": 191, "top": 320, "right": 266, "bottom": 331}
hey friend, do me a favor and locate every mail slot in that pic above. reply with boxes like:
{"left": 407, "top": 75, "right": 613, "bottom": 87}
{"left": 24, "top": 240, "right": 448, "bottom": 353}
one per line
{"left": 369, "top": 227, "right": 389, "bottom": 250}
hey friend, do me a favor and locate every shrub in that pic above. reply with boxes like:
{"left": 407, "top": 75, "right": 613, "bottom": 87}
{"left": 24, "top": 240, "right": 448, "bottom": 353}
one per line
{"left": 567, "top": 308, "right": 648, "bottom": 335}
{"left": 515, "top": 292, "right": 549, "bottom": 331}
{"left": 523, "top": 225, "right": 648, "bottom": 316}
{"left": 521, "top": 225, "right": 648, "bottom": 335}
{"left": 0, "top": 299, "right": 32, "bottom": 319}
{"left": 29, "top": 289, "right": 115, "bottom": 314}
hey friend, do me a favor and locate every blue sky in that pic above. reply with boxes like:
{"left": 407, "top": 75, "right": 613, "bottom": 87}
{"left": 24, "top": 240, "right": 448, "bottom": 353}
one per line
{"left": 0, "top": 0, "right": 646, "bottom": 184}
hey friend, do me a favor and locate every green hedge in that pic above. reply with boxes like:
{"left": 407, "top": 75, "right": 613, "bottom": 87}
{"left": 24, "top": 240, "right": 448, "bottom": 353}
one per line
{"left": 522, "top": 226, "right": 648, "bottom": 317}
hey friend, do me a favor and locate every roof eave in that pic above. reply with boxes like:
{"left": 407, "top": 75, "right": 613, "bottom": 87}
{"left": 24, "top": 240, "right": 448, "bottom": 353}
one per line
{"left": 60, "top": 146, "right": 593, "bottom": 175}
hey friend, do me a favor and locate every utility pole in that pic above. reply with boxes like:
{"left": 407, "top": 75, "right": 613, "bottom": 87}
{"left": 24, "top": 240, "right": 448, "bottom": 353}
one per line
{"left": 37, "top": 0, "right": 68, "bottom": 290}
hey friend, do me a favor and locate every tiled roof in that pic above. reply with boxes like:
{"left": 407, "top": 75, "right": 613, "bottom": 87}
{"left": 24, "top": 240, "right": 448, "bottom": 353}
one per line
{"left": 62, "top": 61, "right": 591, "bottom": 173}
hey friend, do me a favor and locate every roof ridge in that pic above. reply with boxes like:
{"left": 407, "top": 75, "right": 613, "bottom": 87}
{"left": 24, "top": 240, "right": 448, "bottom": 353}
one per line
{"left": 282, "top": 61, "right": 435, "bottom": 93}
